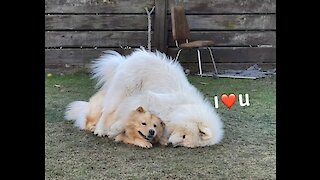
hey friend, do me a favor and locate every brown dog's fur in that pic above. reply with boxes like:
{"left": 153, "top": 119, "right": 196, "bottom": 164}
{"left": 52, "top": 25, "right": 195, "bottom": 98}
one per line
{"left": 83, "top": 91, "right": 165, "bottom": 148}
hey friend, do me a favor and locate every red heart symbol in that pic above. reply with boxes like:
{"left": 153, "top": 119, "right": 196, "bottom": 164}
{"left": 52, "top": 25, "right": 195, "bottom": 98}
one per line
{"left": 221, "top": 94, "right": 236, "bottom": 109}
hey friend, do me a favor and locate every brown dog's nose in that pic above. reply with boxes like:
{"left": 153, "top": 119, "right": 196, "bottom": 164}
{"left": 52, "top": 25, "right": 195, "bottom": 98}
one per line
{"left": 149, "top": 129, "right": 155, "bottom": 135}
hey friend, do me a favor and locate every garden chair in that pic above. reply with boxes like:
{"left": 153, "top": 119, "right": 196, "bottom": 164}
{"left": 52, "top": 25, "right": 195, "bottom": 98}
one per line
{"left": 171, "top": 4, "right": 218, "bottom": 76}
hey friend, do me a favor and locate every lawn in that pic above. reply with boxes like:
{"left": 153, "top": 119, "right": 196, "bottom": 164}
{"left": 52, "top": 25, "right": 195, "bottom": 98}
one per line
{"left": 45, "top": 71, "right": 276, "bottom": 179}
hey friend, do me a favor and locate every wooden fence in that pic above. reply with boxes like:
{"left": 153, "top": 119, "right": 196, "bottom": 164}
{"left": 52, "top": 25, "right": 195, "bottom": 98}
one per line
{"left": 45, "top": 0, "right": 276, "bottom": 72}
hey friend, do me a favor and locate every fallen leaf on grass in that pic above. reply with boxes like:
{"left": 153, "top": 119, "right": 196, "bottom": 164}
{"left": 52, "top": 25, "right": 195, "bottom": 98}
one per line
{"left": 54, "top": 84, "right": 61, "bottom": 88}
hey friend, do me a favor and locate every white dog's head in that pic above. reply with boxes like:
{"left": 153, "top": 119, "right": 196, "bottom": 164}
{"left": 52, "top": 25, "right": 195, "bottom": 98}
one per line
{"left": 165, "top": 102, "right": 224, "bottom": 148}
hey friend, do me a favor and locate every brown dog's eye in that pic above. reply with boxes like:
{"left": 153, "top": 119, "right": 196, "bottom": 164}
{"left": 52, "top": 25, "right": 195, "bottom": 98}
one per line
{"left": 154, "top": 124, "right": 157, "bottom": 127}
{"left": 182, "top": 135, "right": 186, "bottom": 139}
{"left": 142, "top": 122, "right": 146, "bottom": 125}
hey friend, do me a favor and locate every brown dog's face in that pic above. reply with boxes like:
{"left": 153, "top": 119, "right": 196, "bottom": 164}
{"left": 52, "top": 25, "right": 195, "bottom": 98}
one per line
{"left": 129, "top": 106, "right": 165, "bottom": 141}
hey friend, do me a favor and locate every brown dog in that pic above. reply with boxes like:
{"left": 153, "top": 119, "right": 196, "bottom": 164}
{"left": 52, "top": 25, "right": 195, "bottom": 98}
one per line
{"left": 65, "top": 91, "right": 165, "bottom": 148}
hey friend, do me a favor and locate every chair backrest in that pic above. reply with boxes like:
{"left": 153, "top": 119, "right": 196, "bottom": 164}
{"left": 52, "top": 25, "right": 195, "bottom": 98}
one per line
{"left": 171, "top": 5, "right": 191, "bottom": 42}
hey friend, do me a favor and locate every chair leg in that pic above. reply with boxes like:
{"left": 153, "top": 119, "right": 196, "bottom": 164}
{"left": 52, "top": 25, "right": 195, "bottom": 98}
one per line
{"left": 197, "top": 49, "right": 203, "bottom": 76}
{"left": 175, "top": 49, "right": 182, "bottom": 61}
{"left": 207, "top": 47, "right": 218, "bottom": 74}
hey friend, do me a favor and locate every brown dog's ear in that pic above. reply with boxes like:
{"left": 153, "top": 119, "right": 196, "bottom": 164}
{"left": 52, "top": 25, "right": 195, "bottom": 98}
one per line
{"left": 160, "top": 121, "right": 165, "bottom": 127}
{"left": 136, "top": 106, "right": 145, "bottom": 113}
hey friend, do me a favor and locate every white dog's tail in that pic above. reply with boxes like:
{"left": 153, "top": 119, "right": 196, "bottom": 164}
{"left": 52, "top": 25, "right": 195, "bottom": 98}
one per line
{"left": 91, "top": 50, "right": 126, "bottom": 89}
{"left": 64, "top": 101, "right": 90, "bottom": 129}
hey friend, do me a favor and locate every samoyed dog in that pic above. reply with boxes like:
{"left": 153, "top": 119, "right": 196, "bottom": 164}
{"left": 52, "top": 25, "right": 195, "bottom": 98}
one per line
{"left": 92, "top": 48, "right": 224, "bottom": 147}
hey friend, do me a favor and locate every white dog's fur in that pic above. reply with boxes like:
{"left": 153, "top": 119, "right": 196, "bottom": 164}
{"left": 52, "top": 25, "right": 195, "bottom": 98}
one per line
{"left": 90, "top": 48, "right": 224, "bottom": 147}
{"left": 65, "top": 101, "right": 90, "bottom": 129}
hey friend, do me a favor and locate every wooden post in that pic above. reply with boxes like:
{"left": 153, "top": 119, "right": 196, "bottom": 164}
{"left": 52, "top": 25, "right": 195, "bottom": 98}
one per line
{"left": 154, "top": 0, "right": 168, "bottom": 53}
{"left": 145, "top": 6, "right": 155, "bottom": 51}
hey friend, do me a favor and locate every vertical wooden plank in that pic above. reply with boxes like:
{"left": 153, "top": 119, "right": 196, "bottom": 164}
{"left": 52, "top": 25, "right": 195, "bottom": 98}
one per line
{"left": 154, "top": 0, "right": 168, "bottom": 53}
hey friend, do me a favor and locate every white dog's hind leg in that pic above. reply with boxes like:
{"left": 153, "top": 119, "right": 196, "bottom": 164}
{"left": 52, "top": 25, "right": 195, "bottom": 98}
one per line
{"left": 106, "top": 120, "right": 126, "bottom": 138}
{"left": 93, "top": 85, "right": 128, "bottom": 136}
{"left": 94, "top": 111, "right": 108, "bottom": 136}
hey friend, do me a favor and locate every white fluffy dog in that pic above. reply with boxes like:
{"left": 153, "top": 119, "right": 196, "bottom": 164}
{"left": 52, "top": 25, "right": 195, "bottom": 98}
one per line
{"left": 92, "top": 48, "right": 224, "bottom": 147}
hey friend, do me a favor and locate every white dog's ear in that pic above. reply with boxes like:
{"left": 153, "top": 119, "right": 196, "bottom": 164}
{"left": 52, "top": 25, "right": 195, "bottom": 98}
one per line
{"left": 136, "top": 106, "right": 145, "bottom": 113}
{"left": 199, "top": 127, "right": 212, "bottom": 140}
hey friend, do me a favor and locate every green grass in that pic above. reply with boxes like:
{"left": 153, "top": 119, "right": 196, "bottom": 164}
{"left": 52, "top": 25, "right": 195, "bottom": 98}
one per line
{"left": 45, "top": 71, "right": 276, "bottom": 179}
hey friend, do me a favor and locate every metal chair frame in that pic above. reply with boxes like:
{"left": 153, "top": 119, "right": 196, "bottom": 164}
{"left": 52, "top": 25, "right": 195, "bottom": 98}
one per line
{"left": 175, "top": 40, "right": 218, "bottom": 76}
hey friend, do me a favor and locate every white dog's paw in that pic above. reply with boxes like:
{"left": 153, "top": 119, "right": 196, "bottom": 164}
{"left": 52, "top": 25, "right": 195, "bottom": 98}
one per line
{"left": 106, "top": 128, "right": 123, "bottom": 138}
{"left": 94, "top": 129, "right": 107, "bottom": 137}
{"left": 94, "top": 119, "right": 106, "bottom": 136}
{"left": 106, "top": 131, "right": 116, "bottom": 138}
{"left": 159, "top": 137, "right": 168, "bottom": 146}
